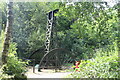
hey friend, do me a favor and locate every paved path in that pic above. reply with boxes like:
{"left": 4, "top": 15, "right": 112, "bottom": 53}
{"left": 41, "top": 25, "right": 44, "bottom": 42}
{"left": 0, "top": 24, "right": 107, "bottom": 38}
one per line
{"left": 26, "top": 69, "right": 72, "bottom": 78}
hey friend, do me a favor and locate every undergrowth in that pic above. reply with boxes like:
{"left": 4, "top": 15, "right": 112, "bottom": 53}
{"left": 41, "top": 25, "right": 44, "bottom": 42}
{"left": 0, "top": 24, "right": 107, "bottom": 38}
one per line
{"left": 68, "top": 44, "right": 119, "bottom": 78}
{"left": 0, "top": 42, "right": 28, "bottom": 79}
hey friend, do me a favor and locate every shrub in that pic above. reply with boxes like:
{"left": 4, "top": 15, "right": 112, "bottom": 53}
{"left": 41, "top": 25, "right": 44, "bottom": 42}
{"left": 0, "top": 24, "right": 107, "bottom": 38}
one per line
{"left": 0, "top": 65, "right": 12, "bottom": 80}
{"left": 2, "top": 42, "right": 28, "bottom": 79}
{"left": 69, "top": 49, "right": 119, "bottom": 78}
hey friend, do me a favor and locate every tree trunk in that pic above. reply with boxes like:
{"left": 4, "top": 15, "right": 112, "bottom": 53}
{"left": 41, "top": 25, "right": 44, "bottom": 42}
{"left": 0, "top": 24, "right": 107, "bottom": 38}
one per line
{"left": 2, "top": 0, "right": 13, "bottom": 64}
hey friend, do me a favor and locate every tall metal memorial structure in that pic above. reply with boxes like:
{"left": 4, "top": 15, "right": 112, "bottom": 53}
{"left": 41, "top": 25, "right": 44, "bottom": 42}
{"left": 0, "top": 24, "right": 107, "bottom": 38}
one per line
{"left": 45, "top": 9, "right": 59, "bottom": 56}
{"left": 38, "top": 9, "right": 59, "bottom": 71}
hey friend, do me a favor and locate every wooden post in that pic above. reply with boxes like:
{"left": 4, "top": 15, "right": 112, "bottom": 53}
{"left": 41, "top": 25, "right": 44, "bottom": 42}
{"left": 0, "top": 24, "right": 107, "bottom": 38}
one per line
{"left": 55, "top": 53, "right": 58, "bottom": 72}
{"left": 33, "top": 59, "right": 35, "bottom": 73}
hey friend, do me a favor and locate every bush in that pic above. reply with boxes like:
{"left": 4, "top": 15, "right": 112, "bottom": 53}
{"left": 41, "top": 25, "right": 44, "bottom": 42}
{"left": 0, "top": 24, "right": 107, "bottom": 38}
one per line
{"left": 0, "top": 65, "right": 12, "bottom": 80}
{"left": 2, "top": 43, "right": 28, "bottom": 79}
{"left": 69, "top": 49, "right": 119, "bottom": 78}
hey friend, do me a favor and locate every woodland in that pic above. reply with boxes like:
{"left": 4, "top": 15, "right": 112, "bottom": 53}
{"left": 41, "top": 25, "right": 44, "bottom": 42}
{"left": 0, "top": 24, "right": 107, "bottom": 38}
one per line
{"left": 0, "top": 1, "right": 120, "bottom": 79}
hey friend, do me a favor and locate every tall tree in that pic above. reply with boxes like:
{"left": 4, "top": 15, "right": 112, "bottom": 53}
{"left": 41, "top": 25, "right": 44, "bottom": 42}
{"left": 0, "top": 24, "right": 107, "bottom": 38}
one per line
{"left": 2, "top": 0, "right": 13, "bottom": 64}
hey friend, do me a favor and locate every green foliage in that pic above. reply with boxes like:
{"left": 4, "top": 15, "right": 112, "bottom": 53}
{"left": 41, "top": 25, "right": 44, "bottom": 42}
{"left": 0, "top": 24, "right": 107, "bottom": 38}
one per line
{"left": 0, "top": 2, "right": 119, "bottom": 79}
{"left": 0, "top": 1, "right": 118, "bottom": 58}
{"left": 12, "top": 2, "right": 52, "bottom": 57}
{"left": 69, "top": 49, "right": 119, "bottom": 78}
{"left": 0, "top": 65, "right": 12, "bottom": 79}
{"left": 0, "top": 2, "right": 7, "bottom": 31}
{"left": 0, "top": 31, "right": 4, "bottom": 66}
{"left": 2, "top": 43, "right": 28, "bottom": 79}
{"left": 57, "top": 2, "right": 118, "bottom": 60}
{"left": 61, "top": 2, "right": 119, "bottom": 78}
{"left": 69, "top": 41, "right": 119, "bottom": 78}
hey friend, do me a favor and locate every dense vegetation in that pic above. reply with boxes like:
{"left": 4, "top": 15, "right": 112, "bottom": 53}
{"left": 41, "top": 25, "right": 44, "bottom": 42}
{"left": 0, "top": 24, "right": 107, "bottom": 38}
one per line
{"left": 0, "top": 1, "right": 119, "bottom": 79}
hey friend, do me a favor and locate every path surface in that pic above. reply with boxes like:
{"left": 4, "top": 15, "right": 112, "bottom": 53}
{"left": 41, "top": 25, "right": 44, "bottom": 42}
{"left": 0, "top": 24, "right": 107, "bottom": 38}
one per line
{"left": 26, "top": 68, "right": 72, "bottom": 78}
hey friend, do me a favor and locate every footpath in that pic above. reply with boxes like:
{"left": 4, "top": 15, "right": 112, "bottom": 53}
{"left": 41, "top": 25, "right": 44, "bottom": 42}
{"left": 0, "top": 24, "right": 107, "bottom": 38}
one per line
{"left": 26, "top": 68, "right": 72, "bottom": 78}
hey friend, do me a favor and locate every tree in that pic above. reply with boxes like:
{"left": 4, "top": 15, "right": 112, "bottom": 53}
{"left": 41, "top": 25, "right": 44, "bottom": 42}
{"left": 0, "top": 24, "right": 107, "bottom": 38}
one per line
{"left": 55, "top": 2, "right": 118, "bottom": 59}
{"left": 11, "top": 2, "right": 49, "bottom": 58}
{"left": 2, "top": 0, "right": 13, "bottom": 64}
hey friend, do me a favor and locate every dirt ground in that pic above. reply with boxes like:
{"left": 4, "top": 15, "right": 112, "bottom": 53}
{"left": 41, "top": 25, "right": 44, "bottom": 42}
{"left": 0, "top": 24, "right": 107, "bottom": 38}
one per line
{"left": 26, "top": 67, "right": 72, "bottom": 78}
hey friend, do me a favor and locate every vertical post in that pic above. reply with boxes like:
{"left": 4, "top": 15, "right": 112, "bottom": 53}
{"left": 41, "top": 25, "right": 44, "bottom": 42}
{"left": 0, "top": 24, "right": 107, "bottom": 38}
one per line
{"left": 54, "top": 15, "right": 58, "bottom": 72}
{"left": 55, "top": 53, "right": 57, "bottom": 72}
{"left": 33, "top": 59, "right": 35, "bottom": 73}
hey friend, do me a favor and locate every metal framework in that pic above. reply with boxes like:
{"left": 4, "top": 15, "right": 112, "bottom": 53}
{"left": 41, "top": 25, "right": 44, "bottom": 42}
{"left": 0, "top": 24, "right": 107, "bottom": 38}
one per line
{"left": 45, "top": 9, "right": 59, "bottom": 60}
{"left": 38, "top": 9, "right": 59, "bottom": 71}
